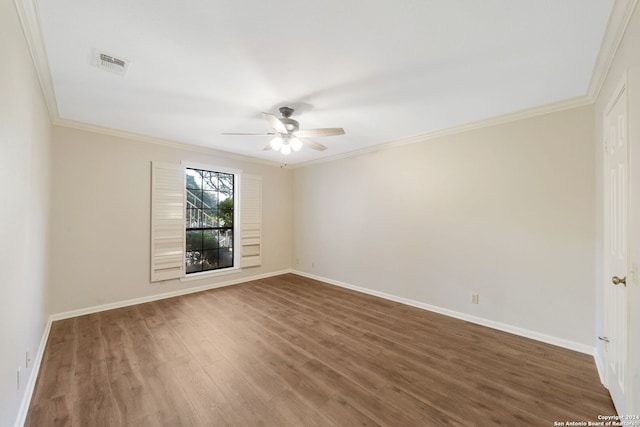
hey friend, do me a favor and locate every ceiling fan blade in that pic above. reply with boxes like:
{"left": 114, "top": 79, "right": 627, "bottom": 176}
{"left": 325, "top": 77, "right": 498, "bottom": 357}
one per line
{"left": 221, "top": 132, "right": 275, "bottom": 136}
{"left": 300, "top": 138, "right": 327, "bottom": 151}
{"left": 261, "top": 112, "right": 288, "bottom": 133}
{"left": 295, "top": 128, "right": 345, "bottom": 138}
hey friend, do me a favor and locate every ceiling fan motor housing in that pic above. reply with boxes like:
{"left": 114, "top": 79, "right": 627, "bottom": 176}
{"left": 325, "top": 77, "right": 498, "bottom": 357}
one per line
{"left": 279, "top": 106, "right": 294, "bottom": 117}
{"left": 278, "top": 107, "right": 298, "bottom": 132}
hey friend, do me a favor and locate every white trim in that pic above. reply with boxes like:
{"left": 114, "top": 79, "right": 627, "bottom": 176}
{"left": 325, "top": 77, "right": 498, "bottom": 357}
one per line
{"left": 12, "top": 0, "right": 276, "bottom": 168}
{"left": 13, "top": 0, "right": 58, "bottom": 121}
{"left": 604, "top": 72, "right": 628, "bottom": 116}
{"left": 181, "top": 161, "right": 242, "bottom": 176}
{"left": 587, "top": 0, "right": 640, "bottom": 100}
{"left": 44, "top": 86, "right": 593, "bottom": 171}
{"left": 180, "top": 267, "right": 242, "bottom": 283}
{"left": 54, "top": 118, "right": 283, "bottom": 167}
{"left": 292, "top": 96, "right": 593, "bottom": 169}
{"left": 292, "top": 270, "right": 595, "bottom": 355}
{"left": 50, "top": 269, "right": 292, "bottom": 321}
{"left": 15, "top": 0, "right": 637, "bottom": 168}
{"left": 14, "top": 318, "right": 52, "bottom": 427}
{"left": 15, "top": 269, "right": 602, "bottom": 426}
{"left": 14, "top": 269, "right": 292, "bottom": 426}
{"left": 595, "top": 348, "right": 606, "bottom": 385}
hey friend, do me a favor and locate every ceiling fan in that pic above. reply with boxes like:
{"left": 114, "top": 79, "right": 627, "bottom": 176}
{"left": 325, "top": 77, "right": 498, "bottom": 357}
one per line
{"left": 222, "top": 106, "right": 345, "bottom": 155}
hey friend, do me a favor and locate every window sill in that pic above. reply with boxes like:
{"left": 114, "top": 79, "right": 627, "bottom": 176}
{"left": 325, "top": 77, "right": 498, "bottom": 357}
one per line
{"left": 180, "top": 267, "right": 243, "bottom": 283}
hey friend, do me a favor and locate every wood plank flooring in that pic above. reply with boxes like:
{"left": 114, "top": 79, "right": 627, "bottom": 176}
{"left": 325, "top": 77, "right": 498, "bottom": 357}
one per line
{"left": 26, "top": 273, "right": 615, "bottom": 426}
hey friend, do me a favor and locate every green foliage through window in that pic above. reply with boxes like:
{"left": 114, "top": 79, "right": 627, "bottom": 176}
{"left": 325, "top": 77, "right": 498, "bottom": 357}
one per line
{"left": 185, "top": 168, "right": 234, "bottom": 273}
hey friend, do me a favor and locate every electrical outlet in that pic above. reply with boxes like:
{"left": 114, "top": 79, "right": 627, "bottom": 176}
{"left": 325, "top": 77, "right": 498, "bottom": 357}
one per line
{"left": 296, "top": 258, "right": 299, "bottom": 265}
{"left": 472, "top": 294, "right": 479, "bottom": 304}
{"left": 26, "top": 349, "right": 31, "bottom": 369}
{"left": 17, "top": 367, "right": 21, "bottom": 390}
{"left": 311, "top": 261, "right": 315, "bottom": 268}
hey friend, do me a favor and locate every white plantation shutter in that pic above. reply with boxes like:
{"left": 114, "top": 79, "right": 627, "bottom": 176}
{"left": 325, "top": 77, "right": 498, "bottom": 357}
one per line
{"left": 240, "top": 174, "right": 262, "bottom": 267}
{"left": 151, "top": 162, "right": 185, "bottom": 281}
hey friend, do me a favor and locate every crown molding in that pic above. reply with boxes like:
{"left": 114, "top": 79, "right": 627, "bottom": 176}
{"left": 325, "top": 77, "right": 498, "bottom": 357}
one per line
{"left": 13, "top": 0, "right": 59, "bottom": 121}
{"left": 293, "top": 95, "right": 593, "bottom": 169}
{"left": 294, "top": 0, "right": 639, "bottom": 169}
{"left": 12, "top": 0, "right": 284, "bottom": 168}
{"left": 53, "top": 118, "right": 285, "bottom": 167}
{"left": 291, "top": 0, "right": 640, "bottom": 169}
{"left": 587, "top": 0, "right": 639, "bottom": 100}
{"left": 15, "top": 0, "right": 631, "bottom": 169}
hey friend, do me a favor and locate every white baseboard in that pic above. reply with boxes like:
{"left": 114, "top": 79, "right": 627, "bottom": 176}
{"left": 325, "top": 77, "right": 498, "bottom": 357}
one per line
{"left": 16, "top": 268, "right": 599, "bottom": 427}
{"left": 14, "top": 318, "right": 52, "bottom": 427}
{"left": 594, "top": 348, "right": 606, "bottom": 384}
{"left": 50, "top": 269, "right": 293, "bottom": 321}
{"left": 14, "top": 269, "right": 292, "bottom": 426}
{"left": 292, "top": 270, "right": 595, "bottom": 355}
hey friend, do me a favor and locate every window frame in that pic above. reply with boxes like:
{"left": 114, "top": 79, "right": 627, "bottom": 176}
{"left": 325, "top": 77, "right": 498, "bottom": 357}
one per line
{"left": 151, "top": 161, "right": 260, "bottom": 284}
{"left": 180, "top": 161, "right": 242, "bottom": 280}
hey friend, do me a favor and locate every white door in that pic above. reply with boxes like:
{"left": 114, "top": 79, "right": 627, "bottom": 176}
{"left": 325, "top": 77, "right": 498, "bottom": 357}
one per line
{"left": 603, "top": 81, "right": 629, "bottom": 415}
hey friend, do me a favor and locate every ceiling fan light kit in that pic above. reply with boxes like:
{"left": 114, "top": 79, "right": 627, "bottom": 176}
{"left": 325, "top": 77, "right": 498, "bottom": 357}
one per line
{"left": 269, "top": 136, "right": 283, "bottom": 150}
{"left": 290, "top": 138, "right": 303, "bottom": 151}
{"left": 268, "top": 135, "right": 303, "bottom": 153}
{"left": 223, "top": 106, "right": 345, "bottom": 156}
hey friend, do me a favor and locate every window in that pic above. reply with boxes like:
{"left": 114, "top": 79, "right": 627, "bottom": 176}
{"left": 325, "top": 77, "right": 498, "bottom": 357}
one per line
{"left": 185, "top": 168, "right": 234, "bottom": 274}
{"left": 150, "top": 161, "right": 261, "bottom": 282}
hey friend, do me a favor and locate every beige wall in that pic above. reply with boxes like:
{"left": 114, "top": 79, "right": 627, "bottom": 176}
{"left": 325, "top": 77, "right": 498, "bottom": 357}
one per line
{"left": 6, "top": 0, "right": 636, "bottom": 422}
{"left": 0, "top": 2, "right": 53, "bottom": 425}
{"left": 49, "top": 126, "right": 293, "bottom": 314}
{"left": 594, "top": 4, "right": 640, "bottom": 414}
{"left": 294, "top": 105, "right": 596, "bottom": 347}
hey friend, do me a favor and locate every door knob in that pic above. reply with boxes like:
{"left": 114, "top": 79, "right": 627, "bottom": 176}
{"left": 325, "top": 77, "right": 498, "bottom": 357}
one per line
{"left": 612, "top": 276, "right": 626, "bottom": 286}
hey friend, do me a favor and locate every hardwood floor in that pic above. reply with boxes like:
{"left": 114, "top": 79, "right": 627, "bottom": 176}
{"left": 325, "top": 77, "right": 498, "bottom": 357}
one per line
{"left": 26, "top": 274, "right": 615, "bottom": 426}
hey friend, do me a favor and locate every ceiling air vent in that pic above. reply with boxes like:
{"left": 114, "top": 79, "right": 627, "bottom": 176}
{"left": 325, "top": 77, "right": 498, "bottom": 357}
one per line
{"left": 93, "top": 49, "right": 129, "bottom": 76}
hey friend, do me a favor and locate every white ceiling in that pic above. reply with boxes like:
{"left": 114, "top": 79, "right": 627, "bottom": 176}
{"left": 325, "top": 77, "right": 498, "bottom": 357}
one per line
{"left": 36, "top": 0, "right": 613, "bottom": 164}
